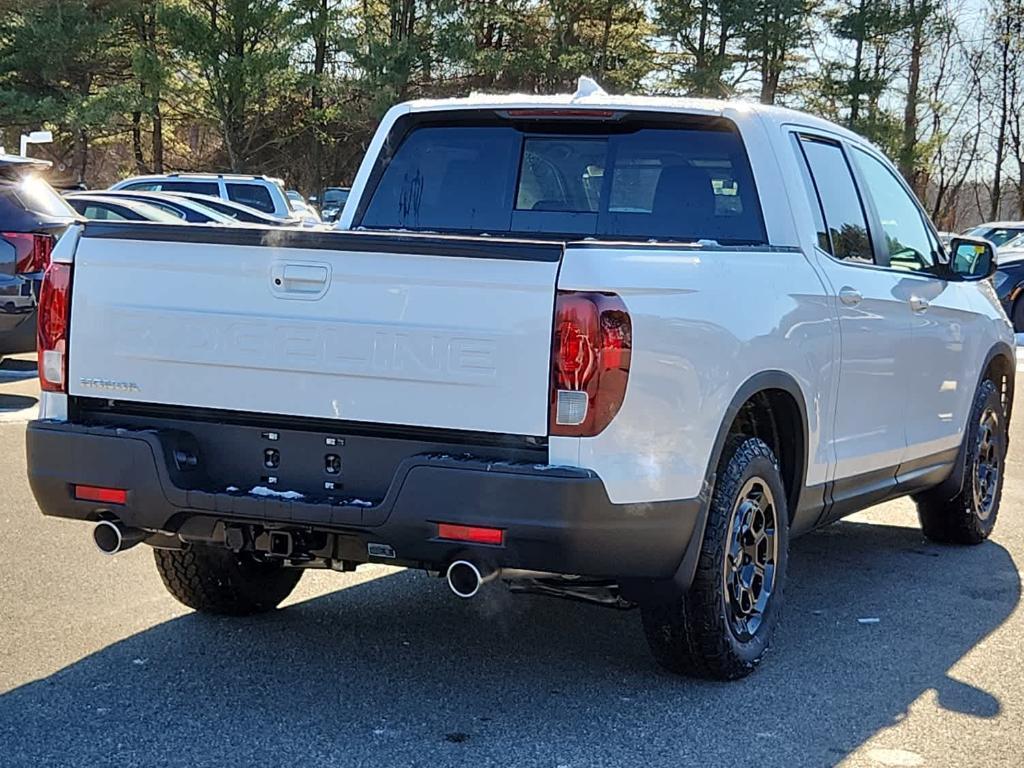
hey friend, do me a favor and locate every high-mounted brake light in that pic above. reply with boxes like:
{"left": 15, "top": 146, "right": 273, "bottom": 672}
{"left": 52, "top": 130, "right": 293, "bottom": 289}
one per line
{"left": 550, "top": 291, "right": 631, "bottom": 437}
{"left": 37, "top": 261, "right": 71, "bottom": 392}
{"left": 437, "top": 523, "right": 505, "bottom": 546}
{"left": 74, "top": 485, "right": 127, "bottom": 505}
{"left": 2, "top": 231, "right": 54, "bottom": 274}
{"left": 502, "top": 109, "right": 619, "bottom": 120}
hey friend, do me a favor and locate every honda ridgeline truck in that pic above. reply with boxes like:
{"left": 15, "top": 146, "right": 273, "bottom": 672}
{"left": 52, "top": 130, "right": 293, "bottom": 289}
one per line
{"left": 27, "top": 83, "right": 1014, "bottom": 679}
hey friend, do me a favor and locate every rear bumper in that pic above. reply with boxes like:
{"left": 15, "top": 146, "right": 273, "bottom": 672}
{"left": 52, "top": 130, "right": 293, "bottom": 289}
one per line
{"left": 26, "top": 419, "right": 702, "bottom": 583}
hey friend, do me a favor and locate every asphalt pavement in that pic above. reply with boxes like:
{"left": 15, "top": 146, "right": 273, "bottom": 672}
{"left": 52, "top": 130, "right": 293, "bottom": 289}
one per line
{"left": 2, "top": 365, "right": 1024, "bottom": 767}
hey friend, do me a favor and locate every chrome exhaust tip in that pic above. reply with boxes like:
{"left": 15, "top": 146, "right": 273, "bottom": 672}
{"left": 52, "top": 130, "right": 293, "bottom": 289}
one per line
{"left": 446, "top": 560, "right": 496, "bottom": 599}
{"left": 93, "top": 520, "right": 145, "bottom": 556}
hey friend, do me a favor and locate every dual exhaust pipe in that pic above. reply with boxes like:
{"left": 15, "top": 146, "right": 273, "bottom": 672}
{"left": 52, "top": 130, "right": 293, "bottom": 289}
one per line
{"left": 92, "top": 526, "right": 531, "bottom": 599}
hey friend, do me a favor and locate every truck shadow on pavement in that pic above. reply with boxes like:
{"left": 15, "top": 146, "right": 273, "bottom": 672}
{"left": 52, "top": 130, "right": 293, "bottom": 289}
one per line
{"left": 0, "top": 520, "right": 1018, "bottom": 767}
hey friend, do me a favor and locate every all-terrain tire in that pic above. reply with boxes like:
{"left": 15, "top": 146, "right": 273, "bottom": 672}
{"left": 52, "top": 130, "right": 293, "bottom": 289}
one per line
{"left": 641, "top": 436, "right": 789, "bottom": 680}
{"left": 916, "top": 379, "right": 1006, "bottom": 545}
{"left": 153, "top": 545, "right": 303, "bottom": 615}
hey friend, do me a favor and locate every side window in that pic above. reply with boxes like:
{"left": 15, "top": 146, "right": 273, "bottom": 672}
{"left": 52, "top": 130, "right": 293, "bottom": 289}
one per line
{"left": 790, "top": 135, "right": 830, "bottom": 252}
{"left": 796, "top": 136, "right": 873, "bottom": 264}
{"left": 83, "top": 204, "right": 127, "bottom": 221}
{"left": 160, "top": 181, "right": 220, "bottom": 196}
{"left": 226, "top": 183, "right": 275, "bottom": 213}
{"left": 148, "top": 202, "right": 186, "bottom": 219}
{"left": 850, "top": 147, "right": 934, "bottom": 271}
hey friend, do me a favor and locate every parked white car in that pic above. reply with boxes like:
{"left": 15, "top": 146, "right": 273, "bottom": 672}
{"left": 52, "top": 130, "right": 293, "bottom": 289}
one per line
{"left": 285, "top": 189, "right": 322, "bottom": 224}
{"left": 963, "top": 221, "right": 1024, "bottom": 248}
{"left": 28, "top": 85, "right": 1014, "bottom": 680}
{"left": 110, "top": 172, "right": 298, "bottom": 222}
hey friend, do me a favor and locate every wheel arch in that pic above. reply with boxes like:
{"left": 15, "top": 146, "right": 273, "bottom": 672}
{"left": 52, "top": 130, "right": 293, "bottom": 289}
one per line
{"left": 981, "top": 342, "right": 1015, "bottom": 427}
{"left": 713, "top": 374, "right": 809, "bottom": 519}
{"left": 922, "top": 342, "right": 1015, "bottom": 504}
{"left": 667, "top": 370, "right": 810, "bottom": 597}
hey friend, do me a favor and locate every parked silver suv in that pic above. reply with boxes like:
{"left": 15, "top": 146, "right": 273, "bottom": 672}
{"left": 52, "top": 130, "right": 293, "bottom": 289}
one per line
{"left": 110, "top": 173, "right": 295, "bottom": 220}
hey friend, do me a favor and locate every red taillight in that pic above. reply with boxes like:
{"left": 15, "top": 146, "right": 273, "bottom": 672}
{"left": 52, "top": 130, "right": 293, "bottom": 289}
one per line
{"left": 74, "top": 485, "right": 127, "bottom": 505}
{"left": 437, "top": 522, "right": 505, "bottom": 546}
{"left": 37, "top": 261, "right": 71, "bottom": 392}
{"left": 2, "top": 231, "right": 54, "bottom": 273}
{"left": 550, "top": 291, "right": 631, "bottom": 437}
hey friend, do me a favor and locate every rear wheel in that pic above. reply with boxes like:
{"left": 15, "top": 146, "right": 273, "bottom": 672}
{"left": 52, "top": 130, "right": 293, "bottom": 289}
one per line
{"left": 917, "top": 379, "right": 1006, "bottom": 544}
{"left": 153, "top": 545, "right": 303, "bottom": 615}
{"left": 641, "top": 436, "right": 789, "bottom": 680}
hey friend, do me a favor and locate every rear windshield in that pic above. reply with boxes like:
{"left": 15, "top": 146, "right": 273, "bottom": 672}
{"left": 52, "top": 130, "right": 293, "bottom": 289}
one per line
{"left": 10, "top": 175, "right": 76, "bottom": 218}
{"left": 359, "top": 121, "right": 766, "bottom": 244}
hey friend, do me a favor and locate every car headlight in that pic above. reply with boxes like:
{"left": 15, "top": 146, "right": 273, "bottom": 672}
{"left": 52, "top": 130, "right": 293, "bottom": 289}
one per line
{"left": 993, "top": 270, "right": 1009, "bottom": 291}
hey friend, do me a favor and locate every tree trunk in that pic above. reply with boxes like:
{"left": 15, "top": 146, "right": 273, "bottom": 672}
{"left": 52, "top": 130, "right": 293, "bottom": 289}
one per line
{"left": 152, "top": 101, "right": 164, "bottom": 173}
{"left": 131, "top": 110, "right": 146, "bottom": 173}
{"left": 311, "top": 0, "right": 329, "bottom": 195}
{"left": 147, "top": 7, "right": 164, "bottom": 173}
{"left": 900, "top": 3, "right": 923, "bottom": 193}
{"left": 849, "top": 0, "right": 866, "bottom": 126}
{"left": 73, "top": 127, "right": 89, "bottom": 185}
{"left": 312, "top": 0, "right": 327, "bottom": 111}
{"left": 990, "top": 14, "right": 1010, "bottom": 221}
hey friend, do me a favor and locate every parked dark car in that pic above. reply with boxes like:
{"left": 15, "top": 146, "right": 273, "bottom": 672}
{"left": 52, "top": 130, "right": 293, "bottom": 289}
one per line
{"left": 0, "top": 155, "right": 76, "bottom": 354}
{"left": 993, "top": 253, "right": 1024, "bottom": 331}
{"left": 66, "top": 190, "right": 237, "bottom": 225}
{"left": 314, "top": 186, "right": 349, "bottom": 222}
{"left": 65, "top": 195, "right": 183, "bottom": 223}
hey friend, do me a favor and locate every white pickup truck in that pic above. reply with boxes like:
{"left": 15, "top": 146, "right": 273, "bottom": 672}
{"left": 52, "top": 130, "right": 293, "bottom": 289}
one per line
{"left": 28, "top": 85, "right": 1014, "bottom": 679}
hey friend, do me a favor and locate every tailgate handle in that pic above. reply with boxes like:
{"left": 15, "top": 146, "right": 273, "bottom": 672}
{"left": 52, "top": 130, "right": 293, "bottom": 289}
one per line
{"left": 271, "top": 262, "right": 330, "bottom": 299}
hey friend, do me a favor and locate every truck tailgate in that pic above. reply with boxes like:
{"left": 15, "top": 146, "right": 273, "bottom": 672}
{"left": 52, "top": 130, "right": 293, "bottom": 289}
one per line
{"left": 67, "top": 225, "right": 562, "bottom": 436}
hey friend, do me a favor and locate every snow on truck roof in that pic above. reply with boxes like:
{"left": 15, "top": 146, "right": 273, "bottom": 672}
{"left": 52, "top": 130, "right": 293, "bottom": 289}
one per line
{"left": 394, "top": 77, "right": 865, "bottom": 146}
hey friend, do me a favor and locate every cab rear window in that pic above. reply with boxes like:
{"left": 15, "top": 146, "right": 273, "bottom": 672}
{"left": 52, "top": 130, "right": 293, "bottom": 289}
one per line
{"left": 359, "top": 120, "right": 766, "bottom": 244}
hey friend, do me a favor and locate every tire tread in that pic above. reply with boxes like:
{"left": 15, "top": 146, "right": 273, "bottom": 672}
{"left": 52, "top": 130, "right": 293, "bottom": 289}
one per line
{"left": 153, "top": 545, "right": 302, "bottom": 615}
{"left": 917, "top": 379, "right": 1004, "bottom": 545}
{"left": 642, "top": 436, "right": 788, "bottom": 680}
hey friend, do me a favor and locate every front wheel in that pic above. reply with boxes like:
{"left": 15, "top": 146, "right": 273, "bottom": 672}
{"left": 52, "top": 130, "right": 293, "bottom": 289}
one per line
{"left": 917, "top": 378, "right": 1006, "bottom": 545}
{"left": 641, "top": 436, "right": 789, "bottom": 680}
{"left": 153, "top": 545, "right": 303, "bottom": 615}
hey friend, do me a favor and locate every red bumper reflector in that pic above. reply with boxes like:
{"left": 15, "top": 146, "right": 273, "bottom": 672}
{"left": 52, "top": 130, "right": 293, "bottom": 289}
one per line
{"left": 437, "top": 522, "right": 504, "bottom": 546}
{"left": 74, "top": 485, "right": 127, "bottom": 505}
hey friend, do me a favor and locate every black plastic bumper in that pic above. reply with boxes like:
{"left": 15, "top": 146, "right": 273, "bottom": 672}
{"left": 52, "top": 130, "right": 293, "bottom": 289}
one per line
{"left": 26, "top": 419, "right": 703, "bottom": 582}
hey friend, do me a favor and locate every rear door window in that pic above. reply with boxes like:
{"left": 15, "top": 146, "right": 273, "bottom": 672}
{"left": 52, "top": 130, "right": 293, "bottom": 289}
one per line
{"left": 794, "top": 136, "right": 873, "bottom": 264}
{"left": 359, "top": 121, "right": 766, "bottom": 244}
{"left": 226, "top": 183, "right": 276, "bottom": 213}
